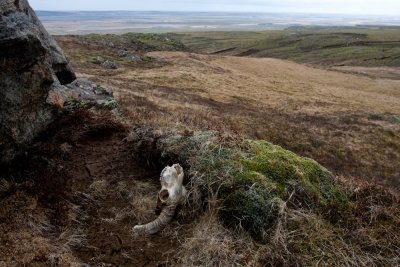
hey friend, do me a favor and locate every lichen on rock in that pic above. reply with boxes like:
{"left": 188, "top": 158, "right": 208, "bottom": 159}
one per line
{"left": 48, "top": 78, "right": 118, "bottom": 111}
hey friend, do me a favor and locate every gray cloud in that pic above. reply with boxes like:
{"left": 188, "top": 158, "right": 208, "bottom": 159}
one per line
{"left": 29, "top": 0, "right": 400, "bottom": 15}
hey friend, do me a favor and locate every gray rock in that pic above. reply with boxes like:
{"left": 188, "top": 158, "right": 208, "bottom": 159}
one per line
{"left": 100, "top": 41, "right": 115, "bottom": 48}
{"left": 153, "top": 56, "right": 163, "bottom": 62}
{"left": 117, "top": 50, "right": 129, "bottom": 57}
{"left": 95, "top": 99, "right": 119, "bottom": 110}
{"left": 129, "top": 55, "right": 142, "bottom": 63}
{"left": 94, "top": 85, "right": 113, "bottom": 97}
{"left": 102, "top": 60, "right": 118, "bottom": 69}
{"left": 48, "top": 78, "right": 118, "bottom": 111}
{"left": 91, "top": 56, "right": 105, "bottom": 64}
{"left": 67, "top": 78, "right": 113, "bottom": 97}
{"left": 0, "top": 0, "right": 76, "bottom": 162}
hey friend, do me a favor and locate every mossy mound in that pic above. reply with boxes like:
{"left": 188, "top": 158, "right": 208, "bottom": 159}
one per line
{"left": 238, "top": 141, "right": 347, "bottom": 208}
{"left": 221, "top": 188, "right": 276, "bottom": 236}
{"left": 219, "top": 140, "right": 348, "bottom": 236}
{"left": 128, "top": 129, "right": 349, "bottom": 237}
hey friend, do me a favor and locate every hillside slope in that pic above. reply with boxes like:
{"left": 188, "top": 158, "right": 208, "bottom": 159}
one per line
{"left": 56, "top": 35, "right": 400, "bottom": 191}
{"left": 174, "top": 27, "right": 400, "bottom": 72}
{"left": 1, "top": 30, "right": 399, "bottom": 266}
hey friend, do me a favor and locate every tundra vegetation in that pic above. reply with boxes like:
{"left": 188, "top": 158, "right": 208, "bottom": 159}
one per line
{"left": 1, "top": 27, "right": 399, "bottom": 266}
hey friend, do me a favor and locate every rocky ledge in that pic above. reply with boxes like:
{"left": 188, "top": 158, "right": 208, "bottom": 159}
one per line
{"left": 0, "top": 0, "right": 118, "bottom": 162}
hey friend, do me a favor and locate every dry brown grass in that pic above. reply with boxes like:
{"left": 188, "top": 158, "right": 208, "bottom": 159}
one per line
{"left": 2, "top": 36, "right": 395, "bottom": 266}
{"left": 0, "top": 191, "right": 83, "bottom": 267}
{"left": 129, "top": 180, "right": 159, "bottom": 224}
{"left": 58, "top": 38, "right": 399, "bottom": 190}
{"left": 174, "top": 213, "right": 257, "bottom": 267}
{"left": 255, "top": 190, "right": 400, "bottom": 266}
{"left": 127, "top": 126, "right": 400, "bottom": 266}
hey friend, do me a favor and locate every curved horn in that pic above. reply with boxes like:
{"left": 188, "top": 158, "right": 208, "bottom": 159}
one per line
{"left": 132, "top": 164, "right": 186, "bottom": 235}
{"left": 132, "top": 202, "right": 178, "bottom": 235}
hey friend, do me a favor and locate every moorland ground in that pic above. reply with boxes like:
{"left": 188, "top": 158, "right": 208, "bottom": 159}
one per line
{"left": 56, "top": 28, "right": 400, "bottom": 191}
{"left": 1, "top": 27, "right": 399, "bottom": 267}
{"left": 174, "top": 27, "right": 400, "bottom": 68}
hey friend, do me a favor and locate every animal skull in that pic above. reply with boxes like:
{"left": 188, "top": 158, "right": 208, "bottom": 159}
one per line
{"left": 157, "top": 164, "right": 187, "bottom": 209}
{"left": 133, "top": 164, "right": 186, "bottom": 235}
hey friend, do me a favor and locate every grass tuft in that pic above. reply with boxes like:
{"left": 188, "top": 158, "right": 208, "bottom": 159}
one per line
{"left": 128, "top": 126, "right": 400, "bottom": 265}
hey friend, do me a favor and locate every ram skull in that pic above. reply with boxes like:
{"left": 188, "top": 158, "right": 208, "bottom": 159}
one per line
{"left": 133, "top": 164, "right": 186, "bottom": 235}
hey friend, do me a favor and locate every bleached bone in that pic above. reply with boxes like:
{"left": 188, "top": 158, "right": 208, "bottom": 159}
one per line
{"left": 133, "top": 164, "right": 186, "bottom": 235}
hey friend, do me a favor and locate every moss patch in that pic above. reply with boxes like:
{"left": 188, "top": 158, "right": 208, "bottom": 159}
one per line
{"left": 239, "top": 141, "right": 347, "bottom": 208}
{"left": 129, "top": 129, "right": 348, "bottom": 238}
{"left": 221, "top": 188, "right": 276, "bottom": 237}
{"left": 218, "top": 140, "right": 348, "bottom": 237}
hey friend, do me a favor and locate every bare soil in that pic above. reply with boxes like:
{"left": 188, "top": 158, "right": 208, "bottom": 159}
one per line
{"left": 65, "top": 133, "right": 176, "bottom": 266}
{"left": 0, "top": 111, "right": 181, "bottom": 266}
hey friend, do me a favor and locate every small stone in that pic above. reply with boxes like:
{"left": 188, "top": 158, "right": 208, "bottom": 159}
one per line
{"left": 102, "top": 60, "right": 118, "bottom": 69}
{"left": 118, "top": 50, "right": 129, "bottom": 57}
{"left": 152, "top": 56, "right": 162, "bottom": 62}
{"left": 68, "top": 78, "right": 97, "bottom": 90}
{"left": 91, "top": 56, "right": 105, "bottom": 65}
{"left": 129, "top": 55, "right": 142, "bottom": 62}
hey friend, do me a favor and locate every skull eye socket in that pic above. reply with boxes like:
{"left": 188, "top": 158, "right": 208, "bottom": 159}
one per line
{"left": 159, "top": 189, "right": 169, "bottom": 202}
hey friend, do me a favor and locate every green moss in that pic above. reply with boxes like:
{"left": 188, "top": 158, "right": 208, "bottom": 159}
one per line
{"left": 64, "top": 99, "right": 94, "bottom": 109}
{"left": 199, "top": 140, "right": 348, "bottom": 237}
{"left": 64, "top": 98, "right": 118, "bottom": 111}
{"left": 95, "top": 99, "right": 119, "bottom": 110}
{"left": 77, "top": 33, "right": 186, "bottom": 52}
{"left": 142, "top": 55, "right": 154, "bottom": 62}
{"left": 140, "top": 130, "right": 349, "bottom": 238}
{"left": 221, "top": 188, "right": 276, "bottom": 237}
{"left": 239, "top": 141, "right": 348, "bottom": 209}
{"left": 95, "top": 85, "right": 112, "bottom": 96}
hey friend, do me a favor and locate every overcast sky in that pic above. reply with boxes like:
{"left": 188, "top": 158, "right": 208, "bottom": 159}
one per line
{"left": 29, "top": 0, "right": 400, "bottom": 16}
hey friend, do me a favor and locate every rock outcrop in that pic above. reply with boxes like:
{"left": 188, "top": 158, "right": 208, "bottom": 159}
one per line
{"left": 0, "top": 0, "right": 76, "bottom": 162}
{"left": 47, "top": 78, "right": 118, "bottom": 110}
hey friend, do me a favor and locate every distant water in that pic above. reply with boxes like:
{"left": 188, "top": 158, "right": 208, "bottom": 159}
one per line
{"left": 35, "top": 11, "right": 400, "bottom": 34}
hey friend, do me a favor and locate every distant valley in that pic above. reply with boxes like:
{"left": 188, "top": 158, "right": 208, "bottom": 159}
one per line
{"left": 36, "top": 11, "right": 400, "bottom": 34}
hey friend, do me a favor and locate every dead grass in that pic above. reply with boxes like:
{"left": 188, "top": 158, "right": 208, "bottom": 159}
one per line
{"left": 128, "top": 126, "right": 400, "bottom": 266}
{"left": 0, "top": 191, "right": 83, "bottom": 267}
{"left": 57, "top": 40, "right": 399, "bottom": 190}
{"left": 130, "top": 181, "right": 159, "bottom": 223}
{"left": 0, "top": 178, "right": 14, "bottom": 197}
{"left": 2, "top": 35, "right": 398, "bottom": 266}
{"left": 58, "top": 228, "right": 88, "bottom": 251}
{"left": 174, "top": 213, "right": 257, "bottom": 267}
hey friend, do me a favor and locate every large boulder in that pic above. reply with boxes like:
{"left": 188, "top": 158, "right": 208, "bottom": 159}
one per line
{"left": 0, "top": 0, "right": 76, "bottom": 162}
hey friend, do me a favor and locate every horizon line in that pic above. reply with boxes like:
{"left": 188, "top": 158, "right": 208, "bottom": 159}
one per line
{"left": 34, "top": 10, "right": 400, "bottom": 17}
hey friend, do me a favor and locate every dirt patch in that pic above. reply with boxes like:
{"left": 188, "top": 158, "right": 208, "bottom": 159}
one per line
{"left": 0, "top": 111, "right": 183, "bottom": 266}
{"left": 68, "top": 135, "right": 179, "bottom": 267}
